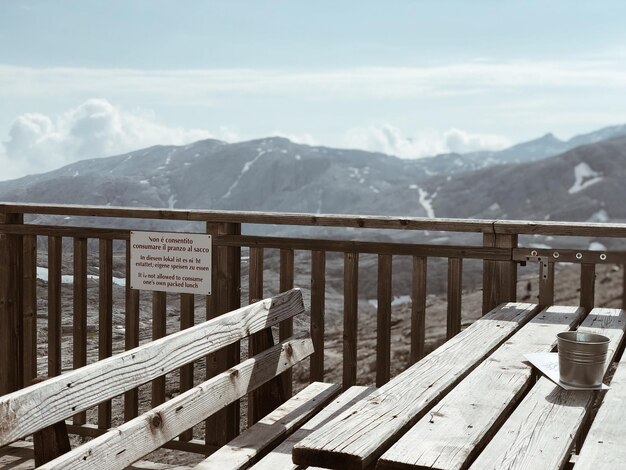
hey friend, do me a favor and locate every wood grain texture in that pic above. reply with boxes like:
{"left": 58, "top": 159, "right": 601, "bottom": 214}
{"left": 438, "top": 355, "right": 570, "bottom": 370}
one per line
{"left": 251, "top": 386, "right": 376, "bottom": 470}
{"left": 205, "top": 222, "right": 241, "bottom": 445}
{"left": 538, "top": 260, "right": 554, "bottom": 308}
{"left": 179, "top": 293, "right": 195, "bottom": 442}
{"left": 470, "top": 308, "right": 626, "bottom": 470}
{"left": 151, "top": 291, "right": 167, "bottom": 408}
{"left": 47, "top": 236, "right": 62, "bottom": 378}
{"left": 446, "top": 257, "right": 462, "bottom": 340}
{"left": 576, "top": 337, "right": 626, "bottom": 469}
{"left": 292, "top": 302, "right": 540, "bottom": 470}
{"left": 37, "top": 334, "right": 314, "bottom": 470}
{"left": 22, "top": 234, "right": 37, "bottom": 387}
{"left": 377, "top": 305, "right": 586, "bottom": 470}
{"left": 124, "top": 241, "right": 141, "bottom": 422}
{"left": 7, "top": 202, "right": 626, "bottom": 237}
{"left": 343, "top": 252, "right": 359, "bottom": 389}
{"left": 310, "top": 250, "right": 326, "bottom": 383}
{"left": 195, "top": 382, "right": 341, "bottom": 470}
{"left": 72, "top": 238, "right": 88, "bottom": 425}
{"left": 377, "top": 254, "right": 392, "bottom": 386}
{"left": 482, "top": 233, "right": 498, "bottom": 314}
{"left": 580, "top": 263, "right": 596, "bottom": 310}
{"left": 98, "top": 239, "right": 114, "bottom": 428}
{"left": 217, "top": 234, "right": 510, "bottom": 260}
{"left": 279, "top": 248, "right": 295, "bottom": 397}
{"left": 0, "top": 289, "right": 305, "bottom": 446}
{"left": 0, "top": 202, "right": 497, "bottom": 232}
{"left": 248, "top": 247, "right": 283, "bottom": 425}
{"left": 410, "top": 256, "right": 427, "bottom": 363}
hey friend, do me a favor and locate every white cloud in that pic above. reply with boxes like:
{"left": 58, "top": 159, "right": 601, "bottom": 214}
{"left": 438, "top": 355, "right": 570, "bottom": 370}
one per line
{"left": 1, "top": 99, "right": 219, "bottom": 180}
{"left": 341, "top": 124, "right": 510, "bottom": 158}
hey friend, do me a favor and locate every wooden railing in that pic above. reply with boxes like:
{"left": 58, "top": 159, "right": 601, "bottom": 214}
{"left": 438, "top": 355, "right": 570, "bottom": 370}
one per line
{"left": 2, "top": 202, "right": 626, "bottom": 454}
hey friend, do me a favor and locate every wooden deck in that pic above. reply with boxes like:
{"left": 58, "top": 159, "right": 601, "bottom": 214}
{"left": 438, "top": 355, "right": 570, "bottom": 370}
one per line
{"left": 3, "top": 203, "right": 626, "bottom": 467}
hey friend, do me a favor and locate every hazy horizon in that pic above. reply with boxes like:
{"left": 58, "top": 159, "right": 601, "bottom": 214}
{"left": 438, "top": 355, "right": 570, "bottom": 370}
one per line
{"left": 2, "top": 1, "right": 626, "bottom": 180}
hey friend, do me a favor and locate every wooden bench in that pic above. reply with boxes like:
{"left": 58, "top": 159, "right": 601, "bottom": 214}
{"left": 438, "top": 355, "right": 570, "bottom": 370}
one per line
{"left": 0, "top": 288, "right": 339, "bottom": 469}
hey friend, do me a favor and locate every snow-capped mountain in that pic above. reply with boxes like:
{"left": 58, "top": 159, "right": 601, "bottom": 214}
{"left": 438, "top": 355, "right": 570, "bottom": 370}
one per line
{"left": 1, "top": 125, "right": 625, "bottom": 232}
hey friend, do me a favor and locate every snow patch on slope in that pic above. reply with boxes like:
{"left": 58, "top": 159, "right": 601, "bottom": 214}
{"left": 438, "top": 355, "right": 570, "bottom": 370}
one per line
{"left": 417, "top": 187, "right": 436, "bottom": 218}
{"left": 222, "top": 150, "right": 266, "bottom": 199}
{"left": 569, "top": 162, "right": 603, "bottom": 194}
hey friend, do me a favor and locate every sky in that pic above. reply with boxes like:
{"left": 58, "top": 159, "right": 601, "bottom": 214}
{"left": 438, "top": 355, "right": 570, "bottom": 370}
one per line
{"left": 2, "top": 0, "right": 626, "bottom": 180}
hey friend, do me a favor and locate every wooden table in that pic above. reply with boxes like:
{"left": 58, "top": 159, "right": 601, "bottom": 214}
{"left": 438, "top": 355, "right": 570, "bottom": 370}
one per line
{"left": 292, "top": 304, "right": 626, "bottom": 470}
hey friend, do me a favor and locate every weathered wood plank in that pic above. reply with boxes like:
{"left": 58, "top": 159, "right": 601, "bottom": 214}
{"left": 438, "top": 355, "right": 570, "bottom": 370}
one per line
{"left": 248, "top": 247, "right": 283, "bottom": 425}
{"left": 48, "top": 236, "right": 62, "bottom": 378}
{"left": 151, "top": 291, "right": 167, "bottom": 408}
{"left": 580, "top": 263, "right": 596, "bottom": 310}
{"left": 73, "top": 237, "right": 88, "bottom": 425}
{"left": 446, "top": 257, "right": 462, "bottom": 339}
{"left": 22, "top": 234, "right": 37, "bottom": 387}
{"left": 195, "top": 382, "right": 341, "bottom": 470}
{"left": 124, "top": 240, "right": 140, "bottom": 422}
{"left": 0, "top": 202, "right": 497, "bottom": 232}
{"left": 251, "top": 386, "right": 376, "bottom": 470}
{"left": 292, "top": 302, "right": 540, "bottom": 469}
{"left": 0, "top": 289, "right": 305, "bottom": 446}
{"left": 538, "top": 260, "right": 554, "bottom": 308}
{"left": 205, "top": 221, "right": 241, "bottom": 445}
{"left": 98, "top": 238, "right": 114, "bottom": 429}
{"left": 8, "top": 202, "right": 626, "bottom": 237}
{"left": 179, "top": 293, "right": 195, "bottom": 442}
{"left": 377, "top": 254, "right": 393, "bottom": 386}
{"left": 38, "top": 334, "right": 314, "bottom": 470}
{"left": 0, "top": 213, "right": 23, "bottom": 391}
{"left": 411, "top": 256, "right": 427, "bottom": 363}
{"left": 310, "top": 250, "right": 326, "bottom": 383}
{"left": 470, "top": 308, "right": 626, "bottom": 470}
{"left": 377, "top": 305, "right": 586, "bottom": 470}
{"left": 67, "top": 423, "right": 216, "bottom": 455}
{"left": 576, "top": 339, "right": 626, "bottom": 468}
{"left": 343, "top": 252, "right": 359, "bottom": 389}
{"left": 279, "top": 248, "right": 295, "bottom": 397}
{"left": 482, "top": 233, "right": 498, "bottom": 314}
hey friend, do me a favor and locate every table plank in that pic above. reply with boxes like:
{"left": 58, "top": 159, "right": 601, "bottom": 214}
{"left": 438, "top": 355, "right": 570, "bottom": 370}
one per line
{"left": 575, "top": 347, "right": 626, "bottom": 469}
{"left": 250, "top": 386, "right": 375, "bottom": 470}
{"left": 194, "top": 382, "right": 341, "bottom": 470}
{"left": 470, "top": 308, "right": 626, "bottom": 470}
{"left": 292, "top": 302, "right": 540, "bottom": 469}
{"left": 378, "top": 305, "right": 586, "bottom": 470}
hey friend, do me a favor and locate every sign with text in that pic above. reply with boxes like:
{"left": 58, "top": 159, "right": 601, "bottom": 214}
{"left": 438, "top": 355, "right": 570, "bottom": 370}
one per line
{"left": 130, "top": 231, "right": 212, "bottom": 295}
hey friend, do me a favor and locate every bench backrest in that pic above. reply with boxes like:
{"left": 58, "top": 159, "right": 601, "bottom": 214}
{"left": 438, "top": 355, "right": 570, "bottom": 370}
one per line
{"left": 0, "top": 288, "right": 308, "bottom": 447}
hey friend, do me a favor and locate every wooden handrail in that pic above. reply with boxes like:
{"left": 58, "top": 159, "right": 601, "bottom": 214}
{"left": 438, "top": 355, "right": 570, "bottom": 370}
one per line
{"left": 3, "top": 202, "right": 626, "bottom": 236}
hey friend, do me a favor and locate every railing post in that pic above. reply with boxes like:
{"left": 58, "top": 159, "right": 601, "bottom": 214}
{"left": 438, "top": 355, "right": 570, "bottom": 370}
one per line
{"left": 0, "top": 212, "right": 24, "bottom": 394}
{"left": 483, "top": 231, "right": 518, "bottom": 314}
{"left": 205, "top": 221, "right": 241, "bottom": 446}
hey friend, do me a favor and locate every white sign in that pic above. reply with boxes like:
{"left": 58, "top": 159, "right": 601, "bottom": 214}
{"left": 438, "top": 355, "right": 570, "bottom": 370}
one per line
{"left": 130, "top": 231, "right": 212, "bottom": 295}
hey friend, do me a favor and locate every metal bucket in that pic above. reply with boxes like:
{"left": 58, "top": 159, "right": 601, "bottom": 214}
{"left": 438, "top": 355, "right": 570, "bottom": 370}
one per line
{"left": 557, "top": 331, "right": 609, "bottom": 388}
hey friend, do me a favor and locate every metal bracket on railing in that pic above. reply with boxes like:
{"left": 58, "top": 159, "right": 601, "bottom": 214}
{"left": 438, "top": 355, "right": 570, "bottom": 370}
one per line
{"left": 513, "top": 248, "right": 617, "bottom": 264}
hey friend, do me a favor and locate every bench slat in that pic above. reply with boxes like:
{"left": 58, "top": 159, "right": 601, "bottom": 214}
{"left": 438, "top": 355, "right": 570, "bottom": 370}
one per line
{"left": 575, "top": 346, "right": 626, "bottom": 468}
{"left": 250, "top": 386, "right": 376, "bottom": 470}
{"left": 0, "top": 288, "right": 304, "bottom": 446}
{"left": 195, "top": 382, "right": 341, "bottom": 470}
{"left": 470, "top": 308, "right": 626, "bottom": 470}
{"left": 378, "top": 305, "right": 586, "bottom": 470}
{"left": 292, "top": 302, "right": 540, "bottom": 469}
{"left": 39, "top": 334, "right": 314, "bottom": 470}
